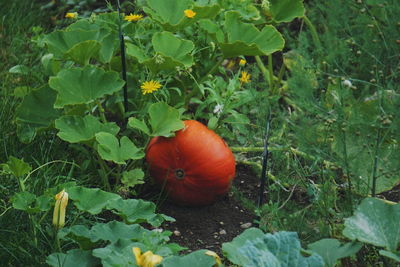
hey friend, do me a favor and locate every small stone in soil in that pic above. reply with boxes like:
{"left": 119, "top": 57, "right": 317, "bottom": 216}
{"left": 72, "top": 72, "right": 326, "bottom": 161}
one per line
{"left": 219, "top": 229, "right": 227, "bottom": 235}
{"left": 240, "top": 222, "right": 252, "bottom": 229}
{"left": 173, "top": 230, "right": 181, "bottom": 236}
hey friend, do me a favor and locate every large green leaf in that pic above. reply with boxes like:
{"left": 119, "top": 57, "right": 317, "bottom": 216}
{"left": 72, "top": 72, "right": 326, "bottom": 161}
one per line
{"left": 44, "top": 27, "right": 115, "bottom": 64}
{"left": 49, "top": 65, "right": 125, "bottom": 108}
{"left": 148, "top": 102, "right": 185, "bottom": 137}
{"left": 67, "top": 186, "right": 122, "bottom": 214}
{"left": 146, "top": 31, "right": 195, "bottom": 71}
{"left": 55, "top": 115, "right": 120, "bottom": 143}
{"left": 1, "top": 156, "right": 31, "bottom": 177}
{"left": 10, "top": 192, "right": 51, "bottom": 214}
{"left": 92, "top": 239, "right": 137, "bottom": 267}
{"left": 343, "top": 197, "right": 400, "bottom": 252}
{"left": 222, "top": 227, "right": 264, "bottom": 266}
{"left": 107, "top": 198, "right": 174, "bottom": 227}
{"left": 144, "top": 0, "right": 220, "bottom": 31}
{"left": 162, "top": 250, "right": 216, "bottom": 267}
{"left": 15, "top": 86, "right": 62, "bottom": 143}
{"left": 223, "top": 229, "right": 324, "bottom": 267}
{"left": 65, "top": 40, "right": 101, "bottom": 66}
{"left": 59, "top": 221, "right": 149, "bottom": 247}
{"left": 95, "top": 132, "right": 144, "bottom": 164}
{"left": 220, "top": 11, "right": 284, "bottom": 58}
{"left": 308, "top": 239, "right": 362, "bottom": 267}
{"left": 269, "top": 0, "right": 305, "bottom": 23}
{"left": 46, "top": 249, "right": 100, "bottom": 267}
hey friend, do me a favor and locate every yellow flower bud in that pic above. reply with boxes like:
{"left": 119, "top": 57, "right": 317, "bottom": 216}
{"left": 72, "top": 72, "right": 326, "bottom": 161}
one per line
{"left": 52, "top": 189, "right": 69, "bottom": 229}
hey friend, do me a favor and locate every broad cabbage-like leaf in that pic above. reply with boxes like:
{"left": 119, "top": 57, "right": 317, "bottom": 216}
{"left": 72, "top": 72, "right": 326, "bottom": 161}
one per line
{"left": 49, "top": 65, "right": 125, "bottom": 108}
{"left": 95, "top": 132, "right": 144, "bottom": 164}
{"left": 343, "top": 197, "right": 400, "bottom": 252}
{"left": 55, "top": 115, "right": 120, "bottom": 143}
{"left": 223, "top": 229, "right": 324, "bottom": 267}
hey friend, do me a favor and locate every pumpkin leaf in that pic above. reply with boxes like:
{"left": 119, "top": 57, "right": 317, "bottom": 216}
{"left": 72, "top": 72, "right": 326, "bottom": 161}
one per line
{"left": 9, "top": 65, "right": 30, "bottom": 75}
{"left": 343, "top": 197, "right": 400, "bottom": 252}
{"left": 60, "top": 221, "right": 149, "bottom": 246}
{"left": 46, "top": 249, "right": 100, "bottom": 267}
{"left": 15, "top": 86, "right": 62, "bottom": 143}
{"left": 95, "top": 132, "right": 144, "bottom": 164}
{"left": 64, "top": 40, "right": 101, "bottom": 66}
{"left": 143, "top": 32, "right": 195, "bottom": 72}
{"left": 162, "top": 250, "right": 216, "bottom": 267}
{"left": 44, "top": 28, "right": 114, "bottom": 64}
{"left": 2, "top": 156, "right": 31, "bottom": 177}
{"left": 121, "top": 169, "right": 145, "bottom": 187}
{"left": 223, "top": 229, "right": 324, "bottom": 267}
{"left": 55, "top": 115, "right": 120, "bottom": 143}
{"left": 67, "top": 186, "right": 122, "bottom": 214}
{"left": 11, "top": 192, "right": 51, "bottom": 214}
{"left": 144, "top": 0, "right": 220, "bottom": 31}
{"left": 107, "top": 198, "right": 174, "bottom": 227}
{"left": 222, "top": 227, "right": 264, "bottom": 265}
{"left": 379, "top": 250, "right": 400, "bottom": 262}
{"left": 92, "top": 239, "right": 137, "bottom": 267}
{"left": 269, "top": 0, "right": 305, "bottom": 23}
{"left": 220, "top": 11, "right": 284, "bottom": 58}
{"left": 41, "top": 53, "right": 61, "bottom": 75}
{"left": 308, "top": 239, "right": 362, "bottom": 267}
{"left": 148, "top": 102, "right": 185, "bottom": 137}
{"left": 49, "top": 65, "right": 125, "bottom": 108}
{"left": 127, "top": 117, "right": 150, "bottom": 135}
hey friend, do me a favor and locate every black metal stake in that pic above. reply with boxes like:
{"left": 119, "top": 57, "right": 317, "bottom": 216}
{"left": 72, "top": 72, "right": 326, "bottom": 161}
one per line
{"left": 117, "top": 0, "right": 128, "bottom": 115}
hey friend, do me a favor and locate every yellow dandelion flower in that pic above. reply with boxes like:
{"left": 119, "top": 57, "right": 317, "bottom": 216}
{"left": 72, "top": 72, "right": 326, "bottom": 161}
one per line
{"left": 239, "top": 71, "right": 251, "bottom": 84}
{"left": 205, "top": 250, "right": 222, "bottom": 266}
{"left": 65, "top": 12, "right": 78, "bottom": 19}
{"left": 184, "top": 9, "right": 196, "bottom": 18}
{"left": 141, "top": 80, "right": 162, "bottom": 95}
{"left": 52, "top": 189, "right": 69, "bottom": 229}
{"left": 239, "top": 59, "right": 246, "bottom": 66}
{"left": 124, "top": 13, "right": 143, "bottom": 22}
{"left": 133, "top": 247, "right": 163, "bottom": 267}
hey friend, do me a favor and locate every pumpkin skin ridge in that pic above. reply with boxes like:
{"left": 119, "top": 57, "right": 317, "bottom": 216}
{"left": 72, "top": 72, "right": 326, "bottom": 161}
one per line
{"left": 146, "top": 120, "right": 236, "bottom": 206}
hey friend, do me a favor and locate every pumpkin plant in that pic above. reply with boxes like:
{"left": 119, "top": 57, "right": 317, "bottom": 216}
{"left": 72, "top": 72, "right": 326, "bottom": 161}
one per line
{"left": 145, "top": 120, "right": 236, "bottom": 206}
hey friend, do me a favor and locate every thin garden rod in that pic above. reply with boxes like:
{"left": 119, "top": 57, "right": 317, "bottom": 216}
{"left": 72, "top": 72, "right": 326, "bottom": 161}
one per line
{"left": 257, "top": 111, "right": 272, "bottom": 209}
{"left": 117, "top": 0, "right": 128, "bottom": 114}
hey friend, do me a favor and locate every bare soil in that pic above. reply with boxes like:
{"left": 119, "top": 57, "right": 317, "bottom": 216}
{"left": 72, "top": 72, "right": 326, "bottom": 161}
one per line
{"left": 141, "top": 165, "right": 260, "bottom": 255}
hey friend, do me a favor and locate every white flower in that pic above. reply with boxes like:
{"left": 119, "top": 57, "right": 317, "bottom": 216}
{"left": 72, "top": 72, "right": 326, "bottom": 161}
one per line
{"left": 213, "top": 104, "right": 224, "bottom": 115}
{"left": 342, "top": 79, "right": 352, "bottom": 88}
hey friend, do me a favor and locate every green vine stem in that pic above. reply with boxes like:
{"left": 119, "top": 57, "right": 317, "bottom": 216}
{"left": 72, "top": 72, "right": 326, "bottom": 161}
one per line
{"left": 96, "top": 100, "right": 107, "bottom": 123}
{"left": 97, "top": 156, "right": 112, "bottom": 191}
{"left": 255, "top": 56, "right": 270, "bottom": 85}
{"left": 232, "top": 146, "right": 338, "bottom": 171}
{"left": 302, "top": 15, "right": 322, "bottom": 51}
{"left": 268, "top": 54, "right": 274, "bottom": 92}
